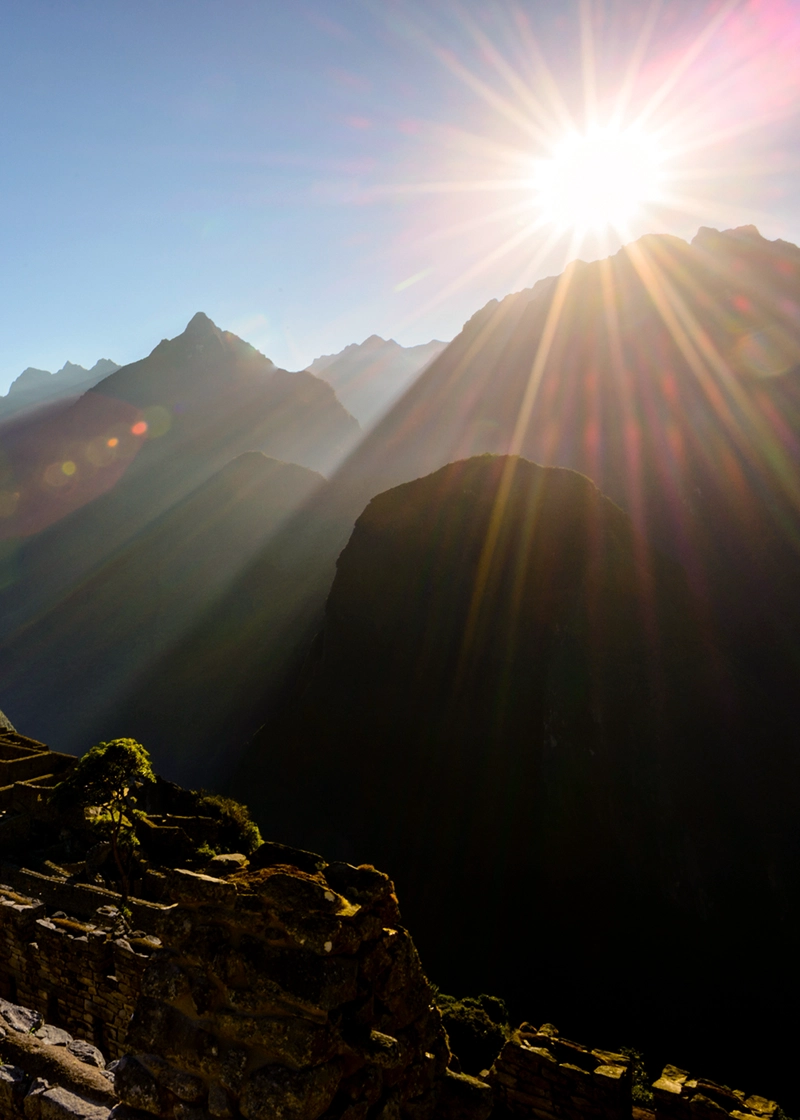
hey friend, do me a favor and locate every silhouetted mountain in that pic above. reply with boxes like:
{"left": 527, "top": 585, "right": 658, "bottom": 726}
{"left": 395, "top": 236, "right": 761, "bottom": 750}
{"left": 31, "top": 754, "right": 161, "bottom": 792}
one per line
{"left": 236, "top": 454, "right": 797, "bottom": 1106}
{"left": 211, "top": 229, "right": 800, "bottom": 1105}
{"left": 308, "top": 334, "right": 447, "bottom": 428}
{"left": 0, "top": 358, "right": 119, "bottom": 419}
{"left": 296, "top": 228, "right": 800, "bottom": 801}
{"left": 0, "top": 313, "right": 359, "bottom": 755}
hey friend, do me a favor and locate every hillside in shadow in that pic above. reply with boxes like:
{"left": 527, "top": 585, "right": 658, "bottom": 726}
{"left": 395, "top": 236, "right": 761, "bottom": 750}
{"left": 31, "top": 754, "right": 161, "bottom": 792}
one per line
{"left": 234, "top": 454, "right": 798, "bottom": 1106}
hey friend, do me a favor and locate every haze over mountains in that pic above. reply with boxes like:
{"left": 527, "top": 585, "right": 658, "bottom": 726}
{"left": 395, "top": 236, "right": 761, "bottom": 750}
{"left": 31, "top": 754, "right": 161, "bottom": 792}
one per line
{"left": 2, "top": 225, "right": 800, "bottom": 1103}
{"left": 307, "top": 335, "right": 447, "bottom": 428}
{"left": 0, "top": 358, "right": 119, "bottom": 419}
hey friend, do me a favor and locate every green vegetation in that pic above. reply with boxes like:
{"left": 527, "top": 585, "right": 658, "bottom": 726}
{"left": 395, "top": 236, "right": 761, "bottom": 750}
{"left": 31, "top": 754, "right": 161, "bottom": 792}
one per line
{"left": 620, "top": 1047, "right": 654, "bottom": 1107}
{"left": 49, "top": 737, "right": 155, "bottom": 904}
{"left": 194, "top": 791, "right": 263, "bottom": 854}
{"left": 436, "top": 992, "right": 509, "bottom": 1075}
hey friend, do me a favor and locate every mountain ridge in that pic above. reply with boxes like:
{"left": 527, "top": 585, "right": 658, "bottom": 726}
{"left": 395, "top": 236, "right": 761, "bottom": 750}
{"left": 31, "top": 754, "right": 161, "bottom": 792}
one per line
{"left": 307, "top": 333, "right": 448, "bottom": 428}
{"left": 0, "top": 357, "right": 120, "bottom": 419}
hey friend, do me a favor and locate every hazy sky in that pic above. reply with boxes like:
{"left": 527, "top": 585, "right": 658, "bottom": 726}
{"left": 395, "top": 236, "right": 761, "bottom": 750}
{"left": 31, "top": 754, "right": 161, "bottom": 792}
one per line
{"left": 2, "top": 0, "right": 799, "bottom": 391}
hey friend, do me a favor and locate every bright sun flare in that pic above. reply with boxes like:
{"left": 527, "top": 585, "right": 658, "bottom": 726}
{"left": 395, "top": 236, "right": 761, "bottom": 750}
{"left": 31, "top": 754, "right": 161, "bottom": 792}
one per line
{"left": 534, "top": 126, "right": 663, "bottom": 234}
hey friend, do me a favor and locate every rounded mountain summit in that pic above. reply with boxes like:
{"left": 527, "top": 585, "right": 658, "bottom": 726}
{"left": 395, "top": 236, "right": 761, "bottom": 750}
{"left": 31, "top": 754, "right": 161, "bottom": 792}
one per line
{"left": 237, "top": 454, "right": 736, "bottom": 1046}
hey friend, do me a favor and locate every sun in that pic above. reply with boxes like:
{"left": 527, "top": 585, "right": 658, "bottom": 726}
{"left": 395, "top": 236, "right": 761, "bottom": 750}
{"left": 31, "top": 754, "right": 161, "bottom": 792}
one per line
{"left": 533, "top": 125, "right": 663, "bottom": 235}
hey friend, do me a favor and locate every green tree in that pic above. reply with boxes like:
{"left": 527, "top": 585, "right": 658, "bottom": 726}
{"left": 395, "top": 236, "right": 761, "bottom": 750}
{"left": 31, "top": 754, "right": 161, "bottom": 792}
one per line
{"left": 50, "top": 738, "right": 156, "bottom": 905}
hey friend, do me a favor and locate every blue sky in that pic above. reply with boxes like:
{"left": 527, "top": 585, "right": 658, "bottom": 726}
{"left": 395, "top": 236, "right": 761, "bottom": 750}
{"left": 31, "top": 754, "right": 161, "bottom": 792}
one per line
{"left": 1, "top": 0, "right": 799, "bottom": 391}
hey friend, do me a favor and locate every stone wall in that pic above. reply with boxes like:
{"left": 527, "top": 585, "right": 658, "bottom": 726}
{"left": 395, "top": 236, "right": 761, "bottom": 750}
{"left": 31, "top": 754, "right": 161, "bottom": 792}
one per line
{"left": 653, "top": 1065, "right": 778, "bottom": 1120}
{"left": 0, "top": 883, "right": 160, "bottom": 1058}
{"left": 0, "top": 730, "right": 76, "bottom": 852}
{"left": 0, "top": 865, "right": 167, "bottom": 928}
{"left": 487, "top": 1023, "right": 631, "bottom": 1120}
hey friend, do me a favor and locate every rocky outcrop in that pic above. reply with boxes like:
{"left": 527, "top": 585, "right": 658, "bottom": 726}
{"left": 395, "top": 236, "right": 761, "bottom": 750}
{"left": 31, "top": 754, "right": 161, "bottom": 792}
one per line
{"left": 0, "top": 996, "right": 116, "bottom": 1120}
{"left": 116, "top": 848, "right": 491, "bottom": 1120}
{"left": 0, "top": 820, "right": 787, "bottom": 1120}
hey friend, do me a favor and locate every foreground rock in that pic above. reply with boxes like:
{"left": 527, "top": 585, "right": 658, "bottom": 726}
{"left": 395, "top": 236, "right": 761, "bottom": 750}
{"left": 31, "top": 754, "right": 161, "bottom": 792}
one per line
{"left": 116, "top": 847, "right": 489, "bottom": 1120}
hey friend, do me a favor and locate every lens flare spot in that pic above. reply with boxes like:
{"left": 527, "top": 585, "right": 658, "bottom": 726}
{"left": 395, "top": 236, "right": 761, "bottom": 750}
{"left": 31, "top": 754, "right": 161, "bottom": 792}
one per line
{"left": 735, "top": 325, "right": 800, "bottom": 378}
{"left": 142, "top": 405, "right": 172, "bottom": 439}
{"left": 107, "top": 437, "right": 119, "bottom": 448}
{"left": 131, "top": 421, "right": 148, "bottom": 436}
{"left": 61, "top": 461, "right": 77, "bottom": 476}
{"left": 86, "top": 437, "right": 115, "bottom": 467}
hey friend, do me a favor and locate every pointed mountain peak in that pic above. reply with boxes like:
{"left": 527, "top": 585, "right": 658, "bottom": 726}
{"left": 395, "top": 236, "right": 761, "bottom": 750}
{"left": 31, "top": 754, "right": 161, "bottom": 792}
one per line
{"left": 184, "top": 311, "right": 220, "bottom": 336}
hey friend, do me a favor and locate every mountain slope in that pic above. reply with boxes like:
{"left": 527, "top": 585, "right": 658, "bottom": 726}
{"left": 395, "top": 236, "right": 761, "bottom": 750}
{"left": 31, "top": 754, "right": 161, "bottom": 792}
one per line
{"left": 0, "top": 452, "right": 325, "bottom": 776}
{"left": 235, "top": 453, "right": 795, "bottom": 1104}
{"left": 308, "top": 334, "right": 447, "bottom": 428}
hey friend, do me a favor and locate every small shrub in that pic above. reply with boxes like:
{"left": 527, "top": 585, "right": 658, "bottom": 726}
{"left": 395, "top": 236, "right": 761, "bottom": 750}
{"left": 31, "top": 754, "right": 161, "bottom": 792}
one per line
{"left": 437, "top": 992, "right": 509, "bottom": 1075}
{"left": 194, "top": 792, "right": 262, "bottom": 855}
{"left": 621, "top": 1047, "right": 653, "bottom": 1107}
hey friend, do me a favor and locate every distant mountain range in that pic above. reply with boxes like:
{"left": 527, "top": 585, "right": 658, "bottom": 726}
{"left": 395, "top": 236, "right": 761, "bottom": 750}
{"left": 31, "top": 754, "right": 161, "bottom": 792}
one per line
{"left": 308, "top": 335, "right": 447, "bottom": 428}
{"left": 0, "top": 312, "right": 358, "bottom": 765}
{"left": 2, "top": 333, "right": 447, "bottom": 434}
{"left": 0, "top": 358, "right": 119, "bottom": 418}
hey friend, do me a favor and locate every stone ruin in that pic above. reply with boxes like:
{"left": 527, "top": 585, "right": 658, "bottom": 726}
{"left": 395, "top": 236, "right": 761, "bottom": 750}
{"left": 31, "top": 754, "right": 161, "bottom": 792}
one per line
{"left": 488, "top": 1023, "right": 631, "bottom": 1120}
{"left": 0, "top": 879, "right": 160, "bottom": 1058}
{"left": 0, "top": 729, "right": 76, "bottom": 852}
{"left": 487, "top": 1028, "right": 782, "bottom": 1120}
{"left": 653, "top": 1066, "right": 780, "bottom": 1120}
